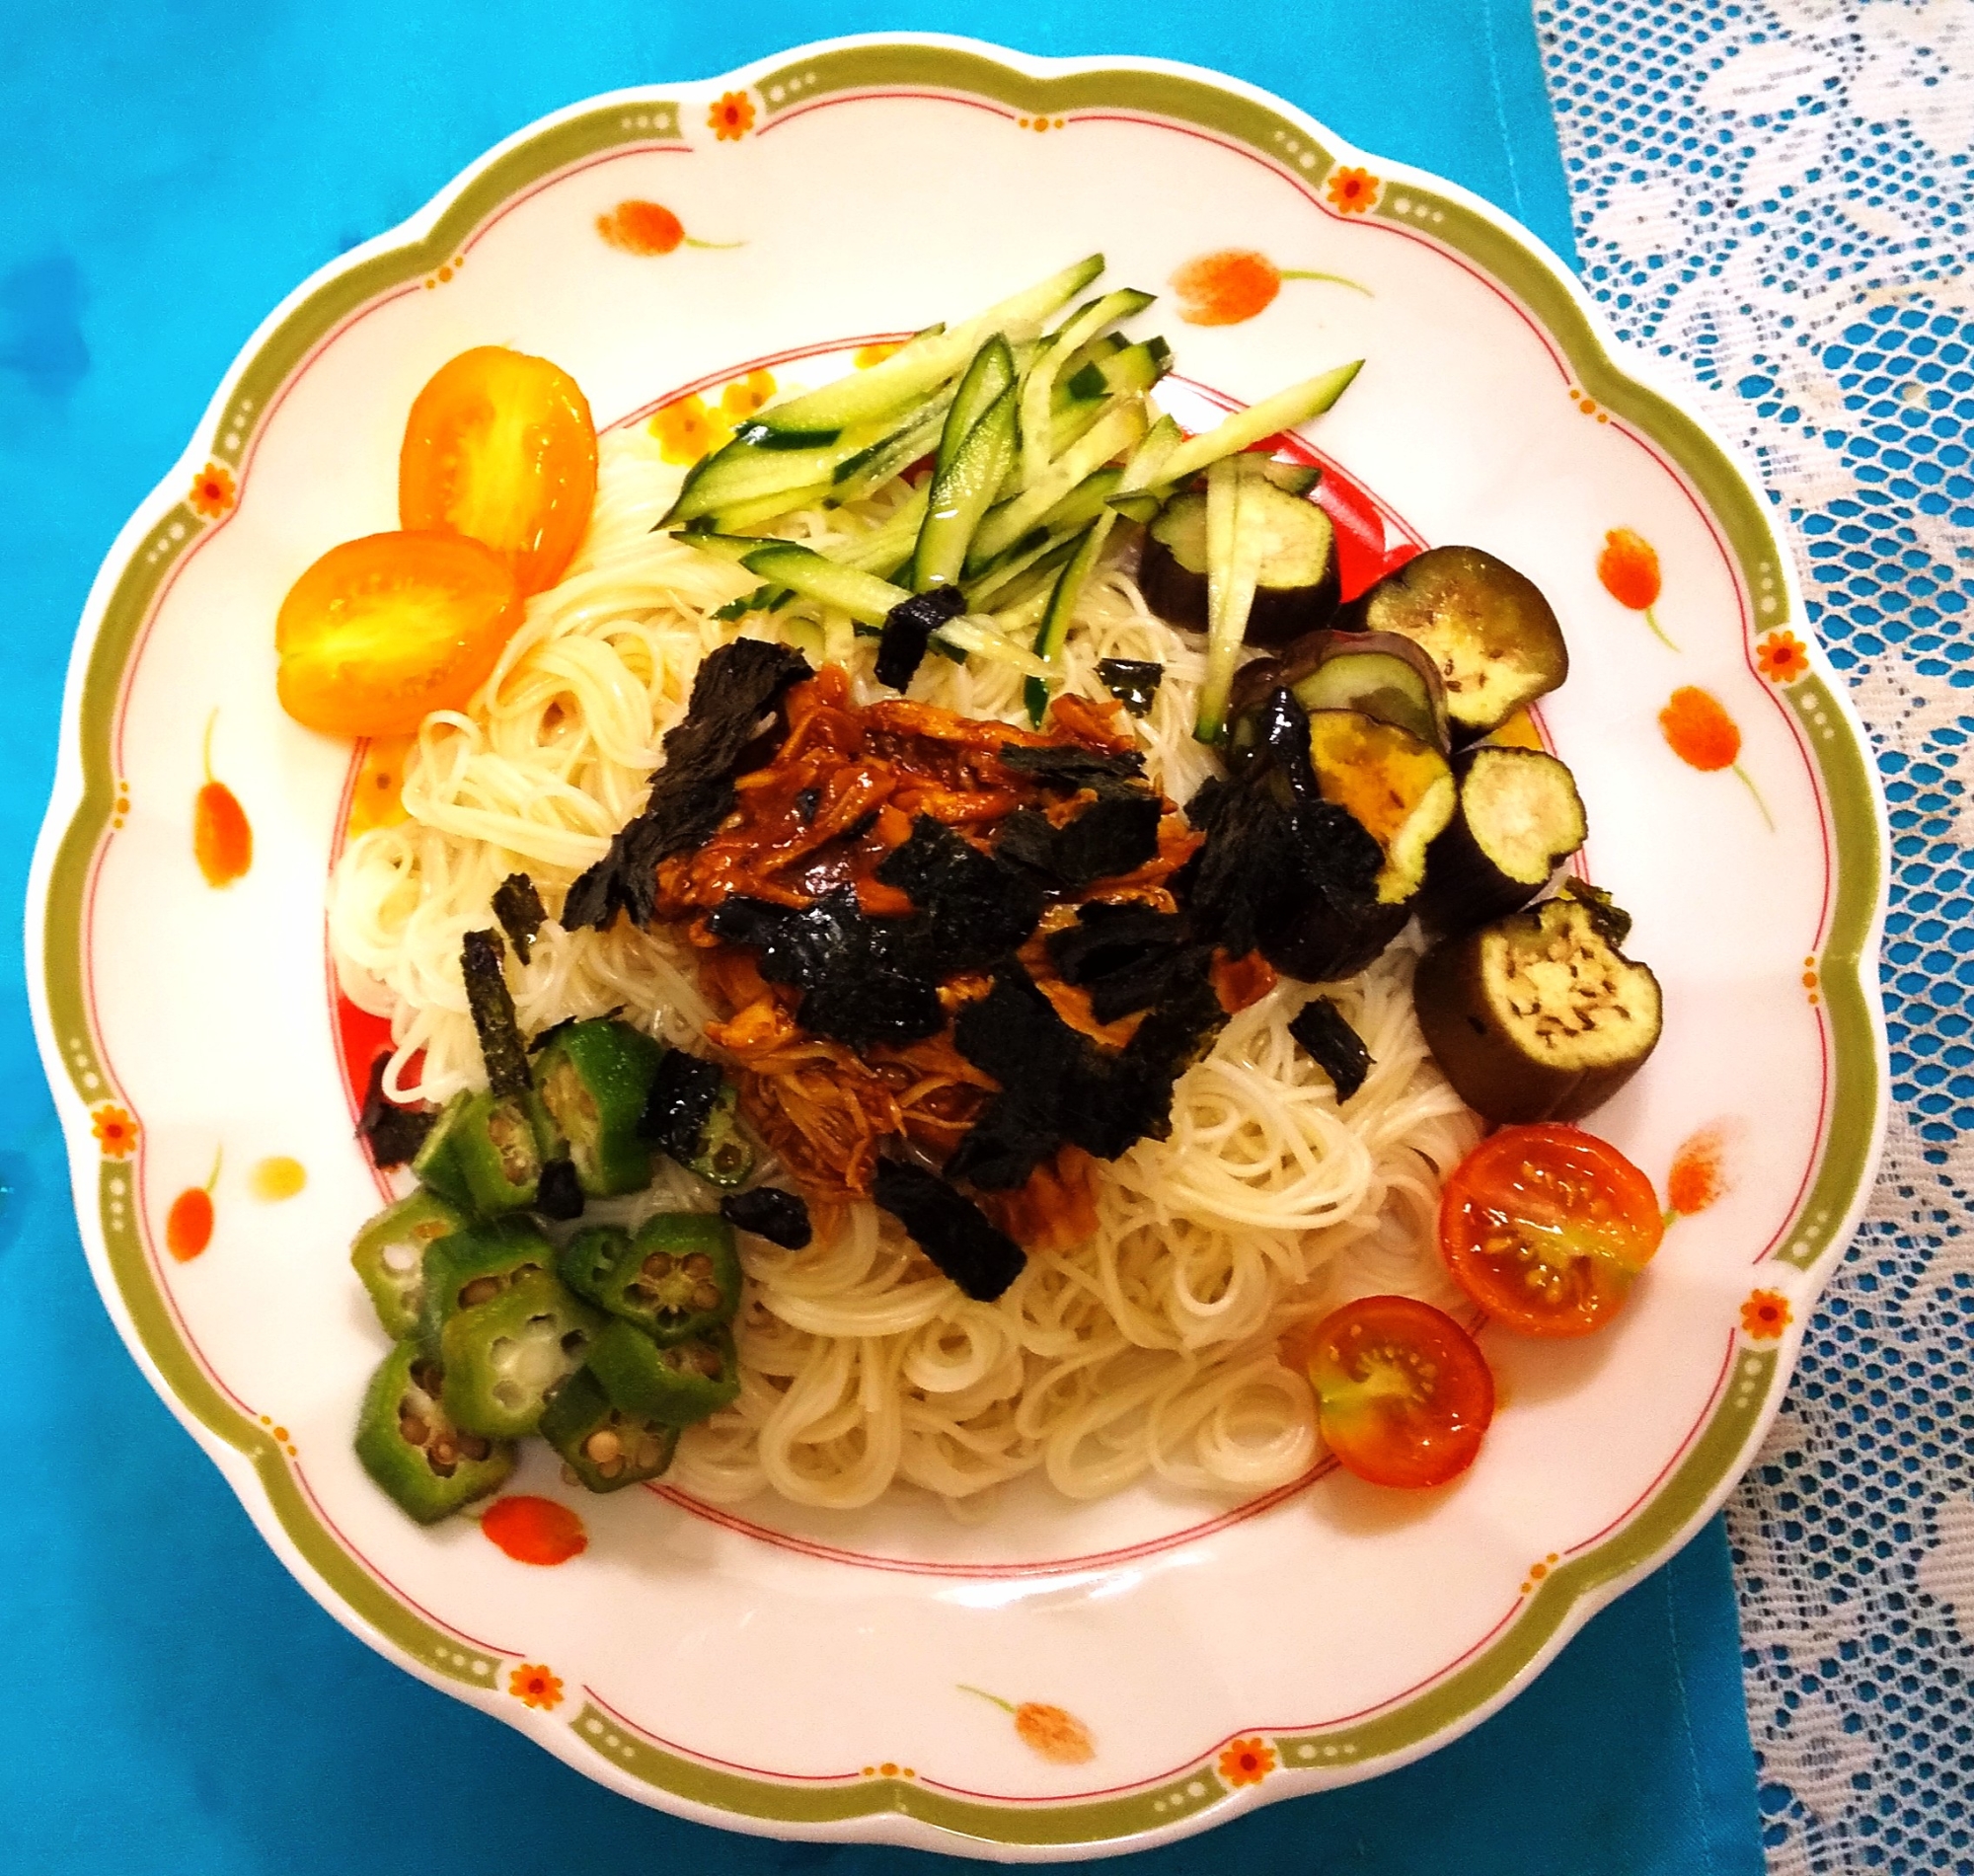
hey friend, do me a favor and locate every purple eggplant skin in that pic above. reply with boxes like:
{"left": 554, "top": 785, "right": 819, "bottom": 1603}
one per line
{"left": 1259, "top": 896, "right": 1409, "bottom": 985}
{"left": 1412, "top": 895, "right": 1662, "bottom": 1123}
{"left": 1332, "top": 545, "right": 1567, "bottom": 743}
{"left": 1138, "top": 489, "right": 1342, "bottom": 649}
{"left": 1416, "top": 746, "right": 1589, "bottom": 935}
{"left": 1231, "top": 627, "right": 1452, "bottom": 752}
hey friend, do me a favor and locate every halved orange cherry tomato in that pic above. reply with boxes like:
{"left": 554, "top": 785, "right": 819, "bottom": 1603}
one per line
{"left": 399, "top": 345, "right": 598, "bottom": 595}
{"left": 275, "top": 530, "right": 522, "bottom": 737}
{"left": 1299, "top": 1295, "right": 1493, "bottom": 1488}
{"left": 1439, "top": 1123, "right": 1664, "bottom": 1338}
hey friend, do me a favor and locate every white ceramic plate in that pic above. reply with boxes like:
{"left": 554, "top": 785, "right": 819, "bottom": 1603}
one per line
{"left": 27, "top": 34, "right": 1888, "bottom": 1858}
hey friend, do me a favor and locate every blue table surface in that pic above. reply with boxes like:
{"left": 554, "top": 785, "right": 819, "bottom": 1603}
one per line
{"left": 0, "top": 5, "right": 1764, "bottom": 1871}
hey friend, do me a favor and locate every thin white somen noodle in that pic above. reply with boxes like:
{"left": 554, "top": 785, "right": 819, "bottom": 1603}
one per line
{"left": 330, "top": 422, "right": 1480, "bottom": 1511}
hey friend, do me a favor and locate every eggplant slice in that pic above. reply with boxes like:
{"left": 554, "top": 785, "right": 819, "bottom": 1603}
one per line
{"left": 1413, "top": 892, "right": 1662, "bottom": 1123}
{"left": 1235, "top": 628, "right": 1451, "bottom": 753}
{"left": 1418, "top": 745, "right": 1588, "bottom": 933}
{"left": 1305, "top": 711, "right": 1458, "bottom": 905}
{"left": 1336, "top": 545, "right": 1567, "bottom": 740}
{"left": 1140, "top": 483, "right": 1340, "bottom": 648}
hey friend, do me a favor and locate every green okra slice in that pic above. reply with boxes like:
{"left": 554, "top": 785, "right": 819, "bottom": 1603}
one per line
{"left": 410, "top": 1089, "right": 476, "bottom": 1208}
{"left": 585, "top": 1317, "right": 740, "bottom": 1427}
{"left": 417, "top": 1216, "right": 557, "bottom": 1351}
{"left": 450, "top": 1088, "right": 555, "bottom": 1216}
{"left": 532, "top": 1018, "right": 667, "bottom": 1197}
{"left": 354, "top": 1342, "right": 514, "bottom": 1524}
{"left": 437, "top": 1270, "right": 605, "bottom": 1441}
{"left": 559, "top": 1213, "right": 740, "bottom": 1345}
{"left": 538, "top": 1364, "right": 680, "bottom": 1493}
{"left": 639, "top": 1048, "right": 755, "bottom": 1188}
{"left": 350, "top": 1189, "right": 468, "bottom": 1339}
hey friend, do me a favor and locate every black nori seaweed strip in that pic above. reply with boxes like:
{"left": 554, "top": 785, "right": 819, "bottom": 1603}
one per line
{"left": 874, "top": 816, "right": 1044, "bottom": 971}
{"left": 947, "top": 970, "right": 1093, "bottom": 1189}
{"left": 992, "top": 792, "right": 1162, "bottom": 893}
{"left": 1096, "top": 657, "right": 1165, "bottom": 716}
{"left": 875, "top": 587, "right": 966, "bottom": 692}
{"left": 947, "top": 958, "right": 1232, "bottom": 1184}
{"left": 1045, "top": 903, "right": 1183, "bottom": 983}
{"left": 638, "top": 1048, "right": 723, "bottom": 1159}
{"left": 460, "top": 929, "right": 532, "bottom": 1098}
{"left": 708, "top": 888, "right": 947, "bottom": 1047}
{"left": 1182, "top": 688, "right": 1383, "bottom": 966}
{"left": 872, "top": 1159, "right": 1025, "bottom": 1302}
{"left": 793, "top": 788, "right": 820, "bottom": 825}
{"left": 355, "top": 1056, "right": 434, "bottom": 1168}
{"left": 720, "top": 1187, "right": 813, "bottom": 1249}
{"left": 1046, "top": 903, "right": 1189, "bottom": 1023}
{"left": 1288, "top": 997, "right": 1374, "bottom": 1102}
{"left": 563, "top": 640, "right": 812, "bottom": 930}
{"left": 492, "top": 873, "right": 548, "bottom": 960}
{"left": 535, "top": 1157, "right": 586, "bottom": 1221}
{"left": 997, "top": 742, "right": 1147, "bottom": 789}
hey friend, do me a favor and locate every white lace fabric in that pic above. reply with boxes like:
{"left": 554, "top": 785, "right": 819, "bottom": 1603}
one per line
{"left": 1534, "top": 2, "right": 1974, "bottom": 1866}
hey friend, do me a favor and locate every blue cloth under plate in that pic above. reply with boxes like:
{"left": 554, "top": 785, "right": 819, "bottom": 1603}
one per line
{"left": 0, "top": 4, "right": 1763, "bottom": 1870}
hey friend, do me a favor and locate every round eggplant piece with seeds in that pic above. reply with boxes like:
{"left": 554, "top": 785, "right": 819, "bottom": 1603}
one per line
{"left": 1140, "top": 485, "right": 1340, "bottom": 648}
{"left": 1413, "top": 894, "right": 1662, "bottom": 1123}
{"left": 1335, "top": 546, "right": 1567, "bottom": 740}
{"left": 1418, "top": 745, "right": 1588, "bottom": 933}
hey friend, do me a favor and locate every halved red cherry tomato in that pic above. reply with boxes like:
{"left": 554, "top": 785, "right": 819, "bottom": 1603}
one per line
{"left": 1298, "top": 1295, "right": 1493, "bottom": 1488}
{"left": 1439, "top": 1123, "right": 1664, "bottom": 1338}
{"left": 275, "top": 530, "right": 522, "bottom": 737}
{"left": 399, "top": 346, "right": 598, "bottom": 595}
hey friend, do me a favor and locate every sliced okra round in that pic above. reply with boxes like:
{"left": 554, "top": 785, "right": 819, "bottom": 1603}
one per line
{"left": 586, "top": 1317, "right": 740, "bottom": 1427}
{"left": 354, "top": 1342, "right": 514, "bottom": 1524}
{"left": 538, "top": 1365, "right": 680, "bottom": 1492}
{"left": 435, "top": 1270, "right": 604, "bottom": 1441}
{"left": 350, "top": 1189, "right": 468, "bottom": 1339}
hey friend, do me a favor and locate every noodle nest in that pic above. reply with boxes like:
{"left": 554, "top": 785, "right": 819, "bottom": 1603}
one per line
{"left": 330, "top": 425, "right": 1480, "bottom": 1513}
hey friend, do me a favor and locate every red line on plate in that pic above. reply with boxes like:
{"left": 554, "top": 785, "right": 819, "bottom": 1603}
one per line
{"left": 1564, "top": 1328, "right": 1738, "bottom": 1555}
{"left": 580, "top": 1686, "right": 864, "bottom": 1782}
{"left": 755, "top": 90, "right": 1018, "bottom": 138}
{"left": 293, "top": 1464, "right": 516, "bottom": 1658}
{"left": 609, "top": 333, "right": 917, "bottom": 431}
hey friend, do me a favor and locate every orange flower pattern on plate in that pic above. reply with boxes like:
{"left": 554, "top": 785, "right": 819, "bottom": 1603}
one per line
{"left": 855, "top": 340, "right": 904, "bottom": 368}
{"left": 721, "top": 369, "right": 778, "bottom": 421}
{"left": 92, "top": 1104, "right": 138, "bottom": 1159}
{"left": 709, "top": 91, "right": 755, "bottom": 141}
{"left": 959, "top": 1686, "right": 1097, "bottom": 1763}
{"left": 194, "top": 711, "right": 251, "bottom": 887}
{"left": 1015, "top": 1703, "right": 1096, "bottom": 1765}
{"left": 1173, "top": 251, "right": 1285, "bottom": 326}
{"left": 1218, "top": 1736, "right": 1275, "bottom": 1786}
{"left": 651, "top": 395, "right": 722, "bottom": 465}
{"left": 1666, "top": 1122, "right": 1733, "bottom": 1219}
{"left": 1597, "top": 527, "right": 1677, "bottom": 648}
{"left": 1660, "top": 686, "right": 1740, "bottom": 772}
{"left": 508, "top": 1663, "right": 564, "bottom": 1709}
{"left": 1326, "top": 166, "right": 1378, "bottom": 214}
{"left": 1758, "top": 630, "right": 1810, "bottom": 683}
{"left": 1741, "top": 1290, "right": 1791, "bottom": 1340}
{"left": 346, "top": 733, "right": 414, "bottom": 839}
{"left": 597, "top": 199, "right": 684, "bottom": 254}
{"left": 166, "top": 1148, "right": 222, "bottom": 1261}
{"left": 482, "top": 1495, "right": 588, "bottom": 1566}
{"left": 189, "top": 462, "right": 235, "bottom": 518}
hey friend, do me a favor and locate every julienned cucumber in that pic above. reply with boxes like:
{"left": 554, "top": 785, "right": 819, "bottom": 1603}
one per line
{"left": 1194, "top": 453, "right": 1270, "bottom": 744}
{"left": 1109, "top": 360, "right": 1363, "bottom": 509}
{"left": 912, "top": 341, "right": 1022, "bottom": 592}
{"left": 967, "top": 399, "right": 1148, "bottom": 565}
{"left": 744, "top": 255, "right": 1104, "bottom": 439}
{"left": 737, "top": 541, "right": 908, "bottom": 628}
{"left": 962, "top": 468, "right": 1121, "bottom": 609}
{"left": 1020, "top": 288, "right": 1155, "bottom": 488}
